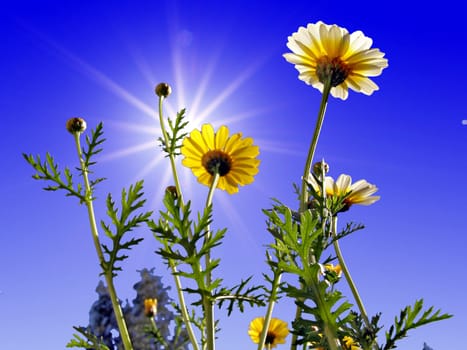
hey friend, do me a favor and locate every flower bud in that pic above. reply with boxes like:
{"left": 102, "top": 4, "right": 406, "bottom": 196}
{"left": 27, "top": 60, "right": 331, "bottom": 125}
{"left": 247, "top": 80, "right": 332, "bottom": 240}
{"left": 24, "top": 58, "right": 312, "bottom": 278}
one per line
{"left": 144, "top": 298, "right": 158, "bottom": 318}
{"left": 165, "top": 185, "right": 178, "bottom": 199}
{"left": 66, "top": 117, "right": 87, "bottom": 134}
{"left": 312, "top": 160, "right": 329, "bottom": 176}
{"left": 155, "top": 83, "right": 172, "bottom": 98}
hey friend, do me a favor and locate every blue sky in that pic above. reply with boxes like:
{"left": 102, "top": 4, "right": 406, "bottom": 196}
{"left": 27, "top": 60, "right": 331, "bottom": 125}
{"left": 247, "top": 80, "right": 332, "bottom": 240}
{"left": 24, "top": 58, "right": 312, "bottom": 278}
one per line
{"left": 1, "top": 1, "right": 466, "bottom": 349}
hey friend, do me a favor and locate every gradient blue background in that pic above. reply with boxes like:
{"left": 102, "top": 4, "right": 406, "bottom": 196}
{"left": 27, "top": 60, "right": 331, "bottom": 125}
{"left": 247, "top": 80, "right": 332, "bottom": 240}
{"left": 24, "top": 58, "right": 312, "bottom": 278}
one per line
{"left": 1, "top": 1, "right": 466, "bottom": 349}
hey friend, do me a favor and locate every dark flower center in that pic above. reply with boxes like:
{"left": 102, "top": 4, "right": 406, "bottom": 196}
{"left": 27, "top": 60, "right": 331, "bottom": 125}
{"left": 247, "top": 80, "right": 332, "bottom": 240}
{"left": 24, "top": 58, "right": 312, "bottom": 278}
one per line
{"left": 316, "top": 56, "right": 350, "bottom": 87}
{"left": 202, "top": 150, "right": 232, "bottom": 176}
{"left": 265, "top": 331, "right": 276, "bottom": 345}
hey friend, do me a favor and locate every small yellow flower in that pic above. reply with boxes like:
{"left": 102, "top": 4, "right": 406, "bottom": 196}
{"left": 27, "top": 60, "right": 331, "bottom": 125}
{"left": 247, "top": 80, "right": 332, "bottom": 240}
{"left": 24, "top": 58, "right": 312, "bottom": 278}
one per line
{"left": 342, "top": 336, "right": 361, "bottom": 350}
{"left": 309, "top": 173, "right": 380, "bottom": 211}
{"left": 324, "top": 263, "right": 342, "bottom": 277}
{"left": 284, "top": 21, "right": 388, "bottom": 100}
{"left": 181, "top": 124, "right": 260, "bottom": 194}
{"left": 144, "top": 298, "right": 158, "bottom": 318}
{"left": 248, "top": 317, "right": 289, "bottom": 348}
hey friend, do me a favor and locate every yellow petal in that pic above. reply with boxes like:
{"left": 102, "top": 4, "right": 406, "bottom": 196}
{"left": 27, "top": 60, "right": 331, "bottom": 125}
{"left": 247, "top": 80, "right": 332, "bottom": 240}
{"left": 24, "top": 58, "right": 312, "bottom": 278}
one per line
{"left": 215, "top": 125, "right": 230, "bottom": 149}
{"left": 201, "top": 124, "right": 215, "bottom": 150}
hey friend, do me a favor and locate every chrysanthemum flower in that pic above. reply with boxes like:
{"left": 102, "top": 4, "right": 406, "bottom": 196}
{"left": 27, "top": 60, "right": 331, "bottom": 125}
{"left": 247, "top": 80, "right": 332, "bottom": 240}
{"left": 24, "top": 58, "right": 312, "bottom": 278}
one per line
{"left": 248, "top": 317, "right": 289, "bottom": 348}
{"left": 143, "top": 298, "right": 158, "bottom": 318}
{"left": 342, "top": 336, "right": 362, "bottom": 350}
{"left": 324, "top": 263, "right": 342, "bottom": 277}
{"left": 181, "top": 124, "right": 260, "bottom": 194}
{"left": 283, "top": 21, "right": 388, "bottom": 100}
{"left": 309, "top": 173, "right": 380, "bottom": 211}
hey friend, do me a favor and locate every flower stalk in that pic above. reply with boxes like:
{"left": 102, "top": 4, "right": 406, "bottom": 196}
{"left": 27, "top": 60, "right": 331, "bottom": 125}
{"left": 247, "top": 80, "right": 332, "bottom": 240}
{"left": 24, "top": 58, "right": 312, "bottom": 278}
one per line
{"left": 331, "top": 216, "right": 371, "bottom": 329}
{"left": 257, "top": 269, "right": 282, "bottom": 350}
{"left": 156, "top": 89, "right": 200, "bottom": 350}
{"left": 299, "top": 75, "right": 332, "bottom": 212}
{"left": 203, "top": 172, "right": 221, "bottom": 350}
{"left": 158, "top": 91, "right": 185, "bottom": 206}
{"left": 72, "top": 132, "right": 134, "bottom": 350}
{"left": 292, "top": 75, "right": 334, "bottom": 350}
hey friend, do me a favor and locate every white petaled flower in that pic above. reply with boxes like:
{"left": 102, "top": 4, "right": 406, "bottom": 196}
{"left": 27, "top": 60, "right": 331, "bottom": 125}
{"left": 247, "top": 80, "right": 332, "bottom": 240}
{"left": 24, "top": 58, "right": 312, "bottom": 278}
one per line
{"left": 309, "top": 173, "right": 380, "bottom": 212}
{"left": 284, "top": 21, "right": 388, "bottom": 100}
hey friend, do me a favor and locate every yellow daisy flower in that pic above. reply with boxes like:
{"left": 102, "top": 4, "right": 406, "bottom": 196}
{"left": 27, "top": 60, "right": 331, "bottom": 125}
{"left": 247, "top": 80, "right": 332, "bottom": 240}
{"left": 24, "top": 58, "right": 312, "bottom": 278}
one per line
{"left": 283, "top": 21, "right": 388, "bottom": 100}
{"left": 327, "top": 174, "right": 380, "bottom": 207}
{"left": 181, "top": 124, "right": 260, "bottom": 194}
{"left": 248, "top": 317, "right": 289, "bottom": 348}
{"left": 342, "top": 336, "right": 362, "bottom": 350}
{"left": 324, "top": 263, "right": 342, "bottom": 277}
{"left": 143, "top": 298, "right": 158, "bottom": 318}
{"left": 309, "top": 173, "right": 380, "bottom": 211}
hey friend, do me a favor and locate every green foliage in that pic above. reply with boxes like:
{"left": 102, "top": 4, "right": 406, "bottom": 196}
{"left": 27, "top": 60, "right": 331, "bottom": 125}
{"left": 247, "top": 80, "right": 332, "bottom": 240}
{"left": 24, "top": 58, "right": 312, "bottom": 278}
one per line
{"left": 23, "top": 122, "right": 106, "bottom": 202}
{"left": 159, "top": 108, "right": 189, "bottom": 157}
{"left": 150, "top": 191, "right": 221, "bottom": 298}
{"left": 82, "top": 122, "right": 106, "bottom": 171}
{"left": 100, "top": 180, "right": 152, "bottom": 277}
{"left": 23, "top": 152, "right": 86, "bottom": 201}
{"left": 264, "top": 199, "right": 354, "bottom": 346}
{"left": 67, "top": 327, "right": 110, "bottom": 350}
{"left": 381, "top": 299, "right": 452, "bottom": 350}
{"left": 327, "top": 222, "right": 365, "bottom": 248}
{"left": 345, "top": 311, "right": 382, "bottom": 350}
{"left": 215, "top": 276, "right": 265, "bottom": 316}
{"left": 150, "top": 187, "right": 263, "bottom": 316}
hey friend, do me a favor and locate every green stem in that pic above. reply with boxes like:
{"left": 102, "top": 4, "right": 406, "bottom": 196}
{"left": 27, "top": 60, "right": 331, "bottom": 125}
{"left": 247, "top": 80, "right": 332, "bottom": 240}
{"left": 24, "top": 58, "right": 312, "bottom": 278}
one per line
{"left": 203, "top": 172, "right": 220, "bottom": 350}
{"left": 257, "top": 269, "right": 282, "bottom": 350}
{"left": 299, "top": 77, "right": 333, "bottom": 212}
{"left": 149, "top": 317, "right": 169, "bottom": 348}
{"left": 300, "top": 257, "right": 340, "bottom": 350}
{"left": 157, "top": 96, "right": 200, "bottom": 350}
{"left": 167, "top": 253, "right": 200, "bottom": 350}
{"left": 292, "top": 76, "right": 333, "bottom": 350}
{"left": 158, "top": 95, "right": 186, "bottom": 208}
{"left": 331, "top": 216, "right": 371, "bottom": 329}
{"left": 72, "top": 132, "right": 133, "bottom": 350}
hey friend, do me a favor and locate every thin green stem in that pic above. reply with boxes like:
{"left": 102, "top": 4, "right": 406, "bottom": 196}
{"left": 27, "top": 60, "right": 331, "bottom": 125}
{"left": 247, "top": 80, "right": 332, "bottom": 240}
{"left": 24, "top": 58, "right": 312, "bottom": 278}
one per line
{"left": 331, "top": 216, "right": 371, "bottom": 329}
{"left": 203, "top": 172, "right": 220, "bottom": 350}
{"left": 158, "top": 95, "right": 186, "bottom": 207}
{"left": 257, "top": 269, "right": 282, "bottom": 350}
{"left": 149, "top": 317, "right": 169, "bottom": 348}
{"left": 157, "top": 96, "right": 200, "bottom": 350}
{"left": 299, "top": 77, "right": 333, "bottom": 212}
{"left": 72, "top": 132, "right": 133, "bottom": 350}
{"left": 167, "top": 252, "right": 200, "bottom": 350}
{"left": 323, "top": 324, "right": 340, "bottom": 350}
{"left": 292, "top": 76, "right": 333, "bottom": 350}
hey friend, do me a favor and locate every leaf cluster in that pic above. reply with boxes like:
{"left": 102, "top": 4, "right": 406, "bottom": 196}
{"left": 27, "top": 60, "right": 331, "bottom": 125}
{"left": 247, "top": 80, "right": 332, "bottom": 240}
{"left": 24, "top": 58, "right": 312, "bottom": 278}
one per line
{"left": 215, "top": 276, "right": 265, "bottom": 316}
{"left": 100, "top": 180, "right": 152, "bottom": 277}
{"left": 66, "top": 327, "right": 110, "bottom": 350}
{"left": 158, "top": 108, "right": 189, "bottom": 157}
{"left": 150, "top": 191, "right": 225, "bottom": 302}
{"left": 150, "top": 190, "right": 263, "bottom": 314}
{"left": 23, "top": 122, "right": 106, "bottom": 202}
{"left": 381, "top": 299, "right": 452, "bottom": 350}
{"left": 264, "top": 199, "right": 353, "bottom": 345}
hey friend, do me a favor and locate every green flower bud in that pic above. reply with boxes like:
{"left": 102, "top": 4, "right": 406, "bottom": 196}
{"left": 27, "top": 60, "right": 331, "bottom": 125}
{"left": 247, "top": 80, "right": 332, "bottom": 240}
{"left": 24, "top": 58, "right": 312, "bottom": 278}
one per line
{"left": 66, "top": 117, "right": 87, "bottom": 134}
{"left": 155, "top": 83, "right": 172, "bottom": 98}
{"left": 312, "top": 160, "right": 329, "bottom": 176}
{"left": 165, "top": 185, "right": 178, "bottom": 199}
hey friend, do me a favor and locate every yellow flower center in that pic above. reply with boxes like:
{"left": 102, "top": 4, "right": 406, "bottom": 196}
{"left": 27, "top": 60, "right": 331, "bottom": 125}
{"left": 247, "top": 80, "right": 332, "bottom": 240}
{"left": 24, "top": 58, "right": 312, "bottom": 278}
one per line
{"left": 201, "top": 150, "right": 233, "bottom": 176}
{"left": 316, "top": 56, "right": 350, "bottom": 87}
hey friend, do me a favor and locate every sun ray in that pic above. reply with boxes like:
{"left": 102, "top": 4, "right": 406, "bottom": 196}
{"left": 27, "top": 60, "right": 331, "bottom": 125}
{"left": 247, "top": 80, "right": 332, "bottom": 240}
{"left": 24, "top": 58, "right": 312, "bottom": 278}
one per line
{"left": 18, "top": 20, "right": 156, "bottom": 118}
{"left": 195, "top": 59, "right": 266, "bottom": 125}
{"left": 106, "top": 120, "right": 160, "bottom": 136}
{"left": 99, "top": 140, "right": 157, "bottom": 161}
